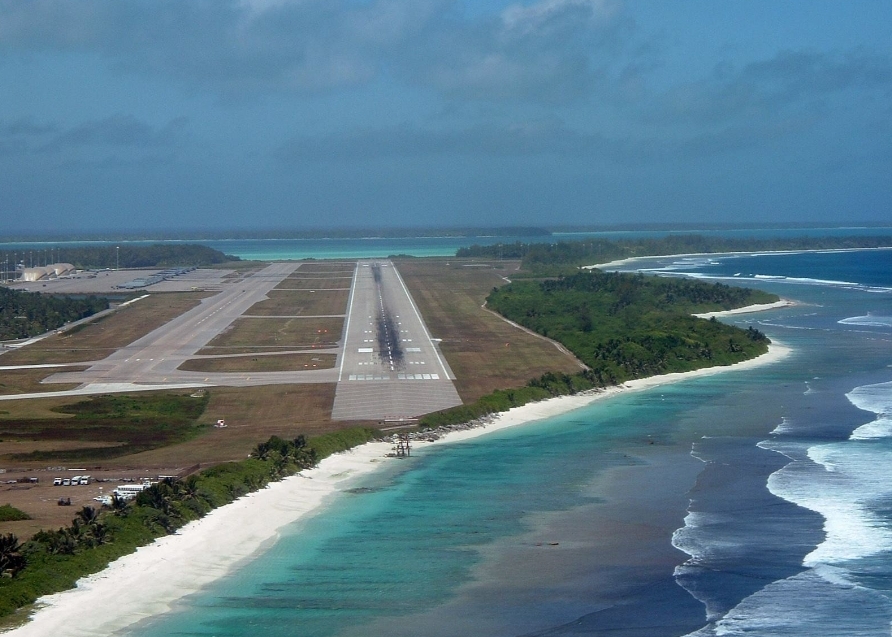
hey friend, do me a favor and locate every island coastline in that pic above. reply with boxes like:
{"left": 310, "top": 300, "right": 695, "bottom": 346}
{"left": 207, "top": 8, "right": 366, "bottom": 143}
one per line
{"left": 3, "top": 334, "right": 790, "bottom": 637}
{"left": 588, "top": 245, "right": 892, "bottom": 272}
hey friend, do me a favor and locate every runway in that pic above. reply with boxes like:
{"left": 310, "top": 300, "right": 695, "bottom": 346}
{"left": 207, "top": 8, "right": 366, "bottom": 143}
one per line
{"left": 331, "top": 260, "right": 462, "bottom": 421}
{"left": 5, "top": 261, "right": 463, "bottom": 422}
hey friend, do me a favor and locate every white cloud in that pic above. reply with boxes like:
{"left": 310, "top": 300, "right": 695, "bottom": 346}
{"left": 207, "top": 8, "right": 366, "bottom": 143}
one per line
{"left": 500, "top": 0, "right": 620, "bottom": 38}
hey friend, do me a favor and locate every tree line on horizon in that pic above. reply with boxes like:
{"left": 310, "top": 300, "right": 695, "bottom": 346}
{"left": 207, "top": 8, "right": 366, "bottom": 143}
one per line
{"left": 455, "top": 234, "right": 892, "bottom": 274}
{"left": 44, "top": 244, "right": 238, "bottom": 270}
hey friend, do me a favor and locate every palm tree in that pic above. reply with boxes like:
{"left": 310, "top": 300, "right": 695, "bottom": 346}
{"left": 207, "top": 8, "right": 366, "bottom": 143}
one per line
{"left": 181, "top": 475, "right": 197, "bottom": 496}
{"left": 252, "top": 440, "right": 271, "bottom": 460}
{"left": 75, "top": 505, "right": 100, "bottom": 527}
{"left": 84, "top": 522, "right": 110, "bottom": 548}
{"left": 0, "top": 533, "right": 25, "bottom": 577}
{"left": 35, "top": 528, "right": 77, "bottom": 555}
{"left": 110, "top": 493, "right": 129, "bottom": 516}
{"left": 137, "top": 483, "right": 173, "bottom": 514}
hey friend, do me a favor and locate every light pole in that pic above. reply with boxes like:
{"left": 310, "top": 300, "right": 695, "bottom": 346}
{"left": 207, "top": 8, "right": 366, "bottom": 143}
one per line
{"left": 116, "top": 246, "right": 120, "bottom": 271}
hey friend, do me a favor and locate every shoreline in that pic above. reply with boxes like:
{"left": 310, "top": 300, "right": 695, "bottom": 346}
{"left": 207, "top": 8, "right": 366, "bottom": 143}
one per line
{"left": 4, "top": 340, "right": 790, "bottom": 637}
{"left": 588, "top": 245, "right": 892, "bottom": 271}
{"left": 692, "top": 299, "right": 793, "bottom": 318}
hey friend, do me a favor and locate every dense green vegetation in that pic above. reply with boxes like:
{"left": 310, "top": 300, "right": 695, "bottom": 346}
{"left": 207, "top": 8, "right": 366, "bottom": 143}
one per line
{"left": 47, "top": 244, "right": 236, "bottom": 269}
{"left": 2, "top": 394, "right": 210, "bottom": 462}
{"left": 0, "top": 428, "right": 377, "bottom": 618}
{"left": 420, "top": 270, "right": 774, "bottom": 429}
{"left": 490, "top": 271, "right": 773, "bottom": 382}
{"left": 0, "top": 505, "right": 30, "bottom": 522}
{"left": 457, "top": 234, "right": 892, "bottom": 275}
{"left": 0, "top": 287, "right": 108, "bottom": 340}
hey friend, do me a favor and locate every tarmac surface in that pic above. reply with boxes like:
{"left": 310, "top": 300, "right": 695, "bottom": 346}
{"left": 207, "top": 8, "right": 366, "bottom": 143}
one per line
{"left": 2, "top": 261, "right": 464, "bottom": 421}
{"left": 32, "top": 262, "right": 337, "bottom": 390}
{"left": 331, "top": 260, "right": 461, "bottom": 421}
{"left": 5, "top": 267, "right": 231, "bottom": 294}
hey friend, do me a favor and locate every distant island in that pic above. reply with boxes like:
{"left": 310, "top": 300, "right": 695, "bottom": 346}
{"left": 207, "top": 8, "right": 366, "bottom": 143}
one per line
{"left": 4, "top": 221, "right": 892, "bottom": 243}
{"left": 51, "top": 244, "right": 237, "bottom": 270}
{"left": 457, "top": 234, "right": 892, "bottom": 274}
{"left": 0, "top": 227, "right": 552, "bottom": 242}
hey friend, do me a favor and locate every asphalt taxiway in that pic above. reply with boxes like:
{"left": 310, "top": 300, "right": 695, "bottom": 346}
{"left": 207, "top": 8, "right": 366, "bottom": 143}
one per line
{"left": 3, "top": 260, "right": 463, "bottom": 421}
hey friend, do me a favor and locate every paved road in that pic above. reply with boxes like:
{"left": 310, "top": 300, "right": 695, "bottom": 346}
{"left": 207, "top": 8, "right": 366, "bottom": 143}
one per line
{"left": 41, "top": 262, "right": 339, "bottom": 390}
{"left": 331, "top": 260, "right": 461, "bottom": 421}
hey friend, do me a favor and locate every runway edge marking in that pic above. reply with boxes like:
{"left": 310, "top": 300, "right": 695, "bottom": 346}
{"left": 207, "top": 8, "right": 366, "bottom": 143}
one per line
{"left": 337, "top": 261, "right": 360, "bottom": 383}
{"left": 389, "top": 260, "right": 453, "bottom": 380}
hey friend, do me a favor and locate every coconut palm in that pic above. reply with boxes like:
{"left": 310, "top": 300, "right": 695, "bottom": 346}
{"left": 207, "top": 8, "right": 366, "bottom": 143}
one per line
{"left": 181, "top": 475, "right": 200, "bottom": 500}
{"left": 83, "top": 522, "right": 110, "bottom": 548}
{"left": 75, "top": 505, "right": 100, "bottom": 527}
{"left": 0, "top": 533, "right": 25, "bottom": 576}
{"left": 110, "top": 493, "right": 129, "bottom": 515}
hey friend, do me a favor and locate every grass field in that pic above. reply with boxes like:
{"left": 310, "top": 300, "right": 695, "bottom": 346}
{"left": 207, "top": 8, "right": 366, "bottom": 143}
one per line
{"left": 213, "top": 260, "right": 266, "bottom": 273}
{"left": 0, "top": 384, "right": 363, "bottom": 537}
{"left": 122, "top": 384, "right": 374, "bottom": 467}
{"left": 178, "top": 353, "right": 336, "bottom": 373}
{"left": 395, "top": 258, "right": 584, "bottom": 402}
{"left": 298, "top": 262, "right": 355, "bottom": 274}
{"left": 0, "top": 393, "right": 209, "bottom": 464}
{"left": 244, "top": 289, "right": 348, "bottom": 316}
{"left": 0, "top": 368, "right": 86, "bottom": 395}
{"left": 204, "top": 316, "right": 343, "bottom": 349}
{"left": 0, "top": 395, "right": 87, "bottom": 420}
{"left": 274, "top": 277, "right": 352, "bottom": 290}
{"left": 0, "top": 293, "right": 209, "bottom": 365}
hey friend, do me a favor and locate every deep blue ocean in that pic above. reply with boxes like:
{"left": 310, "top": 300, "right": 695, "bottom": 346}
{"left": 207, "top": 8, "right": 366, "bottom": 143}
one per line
{"left": 105, "top": 241, "right": 892, "bottom": 636}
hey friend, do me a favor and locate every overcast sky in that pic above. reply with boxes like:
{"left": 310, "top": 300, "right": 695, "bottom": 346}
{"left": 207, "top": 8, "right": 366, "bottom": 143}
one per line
{"left": 3, "top": 0, "right": 891, "bottom": 234}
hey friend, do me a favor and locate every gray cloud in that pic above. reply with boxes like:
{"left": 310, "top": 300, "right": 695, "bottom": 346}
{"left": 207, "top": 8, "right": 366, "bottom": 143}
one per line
{"left": 0, "top": 0, "right": 629, "bottom": 101}
{"left": 654, "top": 49, "right": 892, "bottom": 124}
{"left": 400, "top": 0, "right": 629, "bottom": 102}
{"left": 0, "top": 119, "right": 57, "bottom": 156}
{"left": 39, "top": 115, "right": 189, "bottom": 152}
{"left": 0, "top": 114, "right": 188, "bottom": 166}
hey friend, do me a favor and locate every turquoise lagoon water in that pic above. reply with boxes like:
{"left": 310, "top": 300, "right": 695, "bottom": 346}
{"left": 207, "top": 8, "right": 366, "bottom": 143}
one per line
{"left": 2, "top": 225, "right": 892, "bottom": 262}
{"left": 120, "top": 247, "right": 892, "bottom": 636}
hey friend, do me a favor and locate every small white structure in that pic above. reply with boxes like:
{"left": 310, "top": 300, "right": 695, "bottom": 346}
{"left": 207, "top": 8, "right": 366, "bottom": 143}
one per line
{"left": 18, "top": 263, "right": 75, "bottom": 282}
{"left": 21, "top": 266, "right": 53, "bottom": 282}
{"left": 113, "top": 482, "right": 155, "bottom": 500}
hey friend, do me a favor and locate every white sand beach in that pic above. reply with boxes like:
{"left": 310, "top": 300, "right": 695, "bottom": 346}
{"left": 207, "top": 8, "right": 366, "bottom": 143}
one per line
{"left": 3, "top": 338, "right": 790, "bottom": 637}
{"left": 693, "top": 299, "right": 793, "bottom": 318}
{"left": 587, "top": 246, "right": 892, "bottom": 272}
